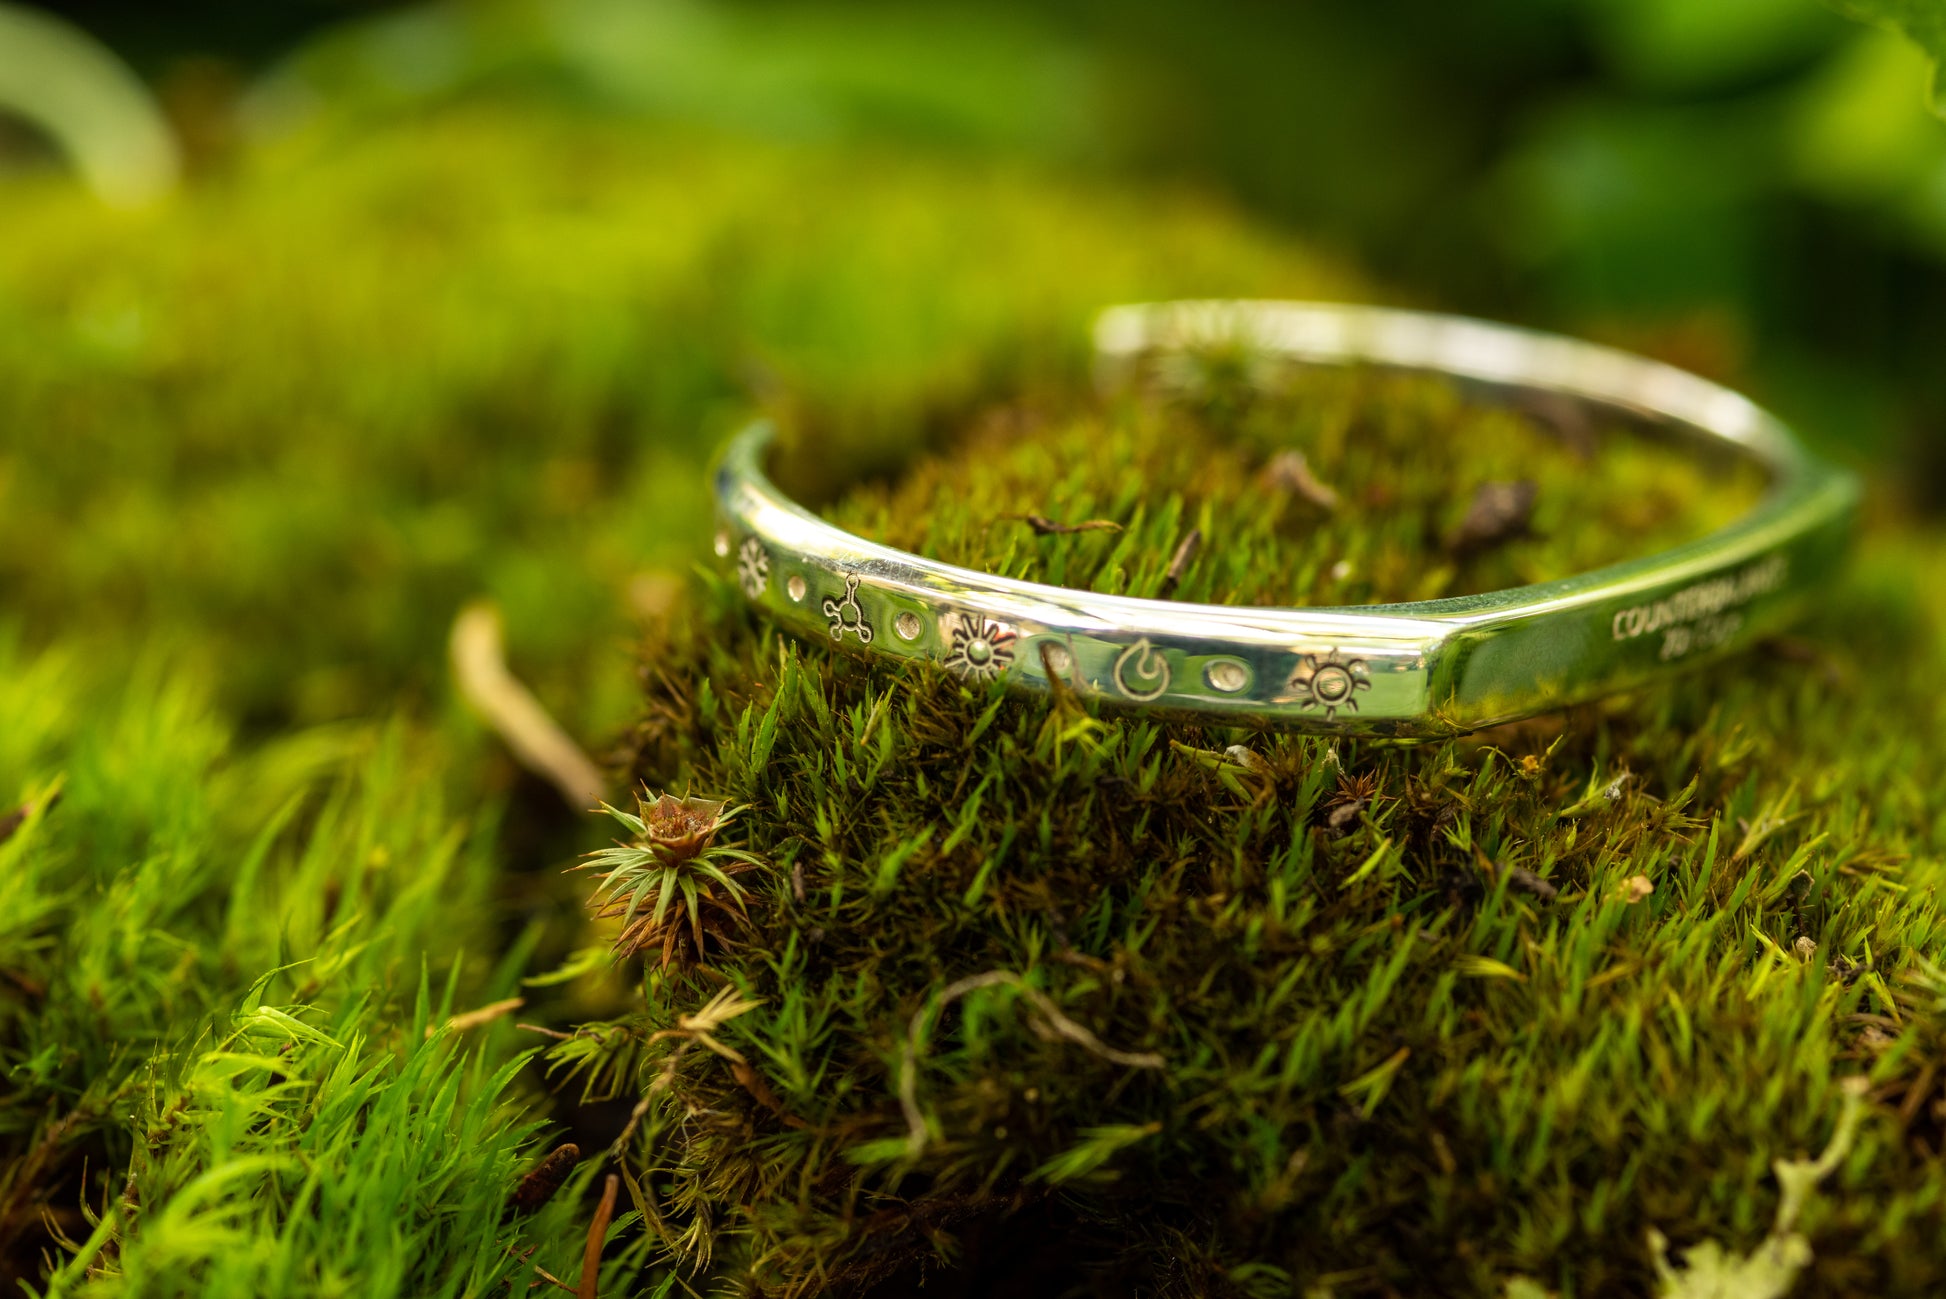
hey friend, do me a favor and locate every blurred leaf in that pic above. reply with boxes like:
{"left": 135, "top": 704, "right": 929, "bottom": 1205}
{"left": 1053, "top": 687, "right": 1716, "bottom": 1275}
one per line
{"left": 1583, "top": 0, "right": 1850, "bottom": 93}
{"left": 250, "top": 0, "right": 1097, "bottom": 158}
{"left": 1487, "top": 96, "right": 1777, "bottom": 311}
{"left": 1826, "top": 0, "right": 1946, "bottom": 114}
{"left": 1791, "top": 30, "right": 1946, "bottom": 204}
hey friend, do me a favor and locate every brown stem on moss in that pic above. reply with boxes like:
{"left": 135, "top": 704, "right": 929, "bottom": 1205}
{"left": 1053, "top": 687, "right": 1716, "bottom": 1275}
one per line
{"left": 1014, "top": 513, "right": 1122, "bottom": 536}
{"left": 1158, "top": 528, "right": 1201, "bottom": 598}
{"left": 577, "top": 1174, "right": 619, "bottom": 1299}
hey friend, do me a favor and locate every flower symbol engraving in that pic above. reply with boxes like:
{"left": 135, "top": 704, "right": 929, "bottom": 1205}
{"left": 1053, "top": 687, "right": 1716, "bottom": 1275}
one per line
{"left": 736, "top": 537, "right": 769, "bottom": 598}
{"left": 1113, "top": 638, "right": 1172, "bottom": 701}
{"left": 1289, "top": 650, "right": 1370, "bottom": 720}
{"left": 822, "top": 575, "right": 875, "bottom": 644}
{"left": 941, "top": 613, "right": 1016, "bottom": 682}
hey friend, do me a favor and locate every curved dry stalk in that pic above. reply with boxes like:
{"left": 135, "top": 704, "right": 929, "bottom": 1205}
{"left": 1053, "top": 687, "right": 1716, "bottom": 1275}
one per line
{"left": 899, "top": 969, "right": 1163, "bottom": 1155}
{"left": 450, "top": 600, "right": 605, "bottom": 811}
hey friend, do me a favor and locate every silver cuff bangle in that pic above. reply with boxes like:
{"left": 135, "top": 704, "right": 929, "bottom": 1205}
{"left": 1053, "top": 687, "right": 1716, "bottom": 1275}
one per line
{"left": 711, "top": 301, "right": 1859, "bottom": 737}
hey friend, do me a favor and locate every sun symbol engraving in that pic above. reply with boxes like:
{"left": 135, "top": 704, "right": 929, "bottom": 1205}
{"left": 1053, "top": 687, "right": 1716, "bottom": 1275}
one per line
{"left": 822, "top": 575, "right": 874, "bottom": 645}
{"left": 1113, "top": 638, "right": 1172, "bottom": 701}
{"left": 941, "top": 613, "right": 1016, "bottom": 682}
{"left": 736, "top": 537, "right": 769, "bottom": 598}
{"left": 1289, "top": 650, "right": 1371, "bottom": 719}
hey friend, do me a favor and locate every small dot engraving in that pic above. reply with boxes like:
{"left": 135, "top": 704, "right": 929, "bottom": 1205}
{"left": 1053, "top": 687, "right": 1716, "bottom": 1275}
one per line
{"left": 786, "top": 574, "right": 807, "bottom": 602}
{"left": 894, "top": 611, "right": 922, "bottom": 641}
{"left": 1205, "top": 660, "right": 1249, "bottom": 693}
{"left": 713, "top": 531, "right": 731, "bottom": 558}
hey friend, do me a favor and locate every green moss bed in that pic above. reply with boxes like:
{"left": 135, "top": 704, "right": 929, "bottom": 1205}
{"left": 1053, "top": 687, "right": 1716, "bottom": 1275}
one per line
{"left": 3, "top": 97, "right": 1945, "bottom": 1299}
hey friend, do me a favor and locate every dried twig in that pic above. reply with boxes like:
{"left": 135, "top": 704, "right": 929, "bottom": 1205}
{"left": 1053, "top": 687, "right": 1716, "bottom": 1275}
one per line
{"left": 1502, "top": 865, "right": 1559, "bottom": 901}
{"left": 1158, "top": 528, "right": 1202, "bottom": 598}
{"left": 607, "top": 986, "right": 765, "bottom": 1161}
{"left": 1446, "top": 481, "right": 1538, "bottom": 557}
{"left": 1016, "top": 513, "right": 1122, "bottom": 536}
{"left": 503, "top": 1244, "right": 578, "bottom": 1295}
{"left": 450, "top": 600, "right": 606, "bottom": 811}
{"left": 531, "top": 1265, "right": 578, "bottom": 1296}
{"left": 1259, "top": 449, "right": 1340, "bottom": 510}
{"left": 645, "top": 984, "right": 763, "bottom": 1063}
{"left": 608, "top": 1089, "right": 659, "bottom": 1165}
{"left": 435, "top": 997, "right": 525, "bottom": 1038}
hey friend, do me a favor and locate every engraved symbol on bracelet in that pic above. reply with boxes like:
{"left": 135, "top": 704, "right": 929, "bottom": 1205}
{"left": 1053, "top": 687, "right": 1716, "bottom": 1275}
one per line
{"left": 941, "top": 613, "right": 1015, "bottom": 682}
{"left": 1113, "top": 638, "right": 1171, "bottom": 701}
{"left": 736, "top": 537, "right": 770, "bottom": 598}
{"left": 823, "top": 576, "right": 874, "bottom": 644}
{"left": 1290, "top": 650, "right": 1369, "bottom": 720}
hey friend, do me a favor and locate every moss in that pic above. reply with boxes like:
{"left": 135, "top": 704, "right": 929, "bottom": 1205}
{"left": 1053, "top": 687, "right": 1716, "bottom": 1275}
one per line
{"left": 827, "top": 368, "right": 1765, "bottom": 608}
{"left": 602, "top": 370, "right": 1946, "bottom": 1296}
{"left": 0, "top": 96, "right": 1358, "bottom": 1294}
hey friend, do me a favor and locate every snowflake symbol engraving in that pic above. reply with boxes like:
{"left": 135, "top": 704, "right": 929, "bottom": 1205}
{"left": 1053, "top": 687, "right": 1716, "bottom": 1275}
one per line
{"left": 1289, "top": 650, "right": 1370, "bottom": 720}
{"left": 736, "top": 537, "right": 769, "bottom": 598}
{"left": 941, "top": 613, "right": 1016, "bottom": 682}
{"left": 822, "top": 575, "right": 874, "bottom": 645}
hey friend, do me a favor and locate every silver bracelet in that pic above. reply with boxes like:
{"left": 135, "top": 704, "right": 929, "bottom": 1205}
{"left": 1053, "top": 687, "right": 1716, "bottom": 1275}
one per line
{"left": 712, "top": 301, "right": 1858, "bottom": 736}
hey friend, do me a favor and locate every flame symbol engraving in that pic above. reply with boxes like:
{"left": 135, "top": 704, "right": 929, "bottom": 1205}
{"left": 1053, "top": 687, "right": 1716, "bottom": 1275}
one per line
{"left": 1113, "top": 638, "right": 1171, "bottom": 701}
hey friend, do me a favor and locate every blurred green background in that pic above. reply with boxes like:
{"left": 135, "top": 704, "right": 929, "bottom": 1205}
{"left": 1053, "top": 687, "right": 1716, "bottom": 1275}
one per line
{"left": 17, "top": 0, "right": 1946, "bottom": 488}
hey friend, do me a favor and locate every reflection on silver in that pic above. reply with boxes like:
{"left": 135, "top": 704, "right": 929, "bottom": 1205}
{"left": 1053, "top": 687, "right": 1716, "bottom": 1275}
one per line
{"left": 715, "top": 301, "right": 1857, "bottom": 736}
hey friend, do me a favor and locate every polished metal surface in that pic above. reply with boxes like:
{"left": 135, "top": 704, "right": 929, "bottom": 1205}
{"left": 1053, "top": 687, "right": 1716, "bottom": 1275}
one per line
{"left": 713, "top": 301, "right": 1858, "bottom": 736}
